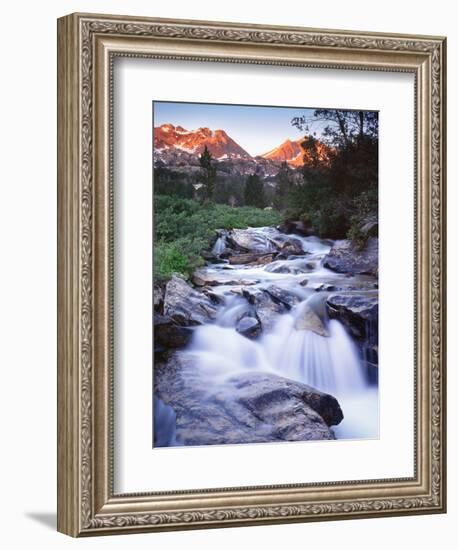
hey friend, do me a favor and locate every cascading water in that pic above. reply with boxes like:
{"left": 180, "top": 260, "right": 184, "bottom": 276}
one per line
{"left": 263, "top": 315, "right": 366, "bottom": 395}
{"left": 211, "top": 236, "right": 226, "bottom": 256}
{"left": 158, "top": 227, "right": 379, "bottom": 443}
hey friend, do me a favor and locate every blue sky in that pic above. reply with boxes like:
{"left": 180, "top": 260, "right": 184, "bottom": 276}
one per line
{"left": 153, "top": 101, "right": 326, "bottom": 157}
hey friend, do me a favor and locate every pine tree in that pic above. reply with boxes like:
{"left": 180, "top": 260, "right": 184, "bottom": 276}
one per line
{"left": 273, "top": 161, "right": 293, "bottom": 210}
{"left": 244, "top": 174, "right": 265, "bottom": 208}
{"left": 199, "top": 146, "right": 216, "bottom": 201}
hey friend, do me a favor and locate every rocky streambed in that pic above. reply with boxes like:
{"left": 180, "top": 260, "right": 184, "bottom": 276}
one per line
{"left": 154, "top": 226, "right": 379, "bottom": 447}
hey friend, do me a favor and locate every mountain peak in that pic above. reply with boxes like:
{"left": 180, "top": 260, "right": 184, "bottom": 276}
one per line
{"left": 154, "top": 124, "right": 251, "bottom": 159}
{"left": 261, "top": 135, "right": 331, "bottom": 167}
{"left": 160, "top": 123, "right": 175, "bottom": 131}
{"left": 261, "top": 138, "right": 302, "bottom": 163}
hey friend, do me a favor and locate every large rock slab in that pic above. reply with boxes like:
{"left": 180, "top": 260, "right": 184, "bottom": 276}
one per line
{"left": 264, "top": 285, "right": 303, "bottom": 309}
{"left": 269, "top": 235, "right": 305, "bottom": 256}
{"left": 326, "top": 292, "right": 379, "bottom": 382}
{"left": 227, "top": 228, "right": 278, "bottom": 254}
{"left": 264, "top": 260, "right": 310, "bottom": 275}
{"left": 192, "top": 269, "right": 259, "bottom": 287}
{"left": 326, "top": 293, "right": 378, "bottom": 340}
{"left": 163, "top": 275, "right": 218, "bottom": 326}
{"left": 154, "top": 313, "right": 193, "bottom": 350}
{"left": 242, "top": 288, "right": 288, "bottom": 332}
{"left": 294, "top": 302, "right": 329, "bottom": 337}
{"left": 233, "top": 372, "right": 343, "bottom": 427}
{"left": 227, "top": 253, "right": 274, "bottom": 266}
{"left": 154, "top": 353, "right": 343, "bottom": 446}
{"left": 323, "top": 238, "right": 378, "bottom": 276}
{"left": 213, "top": 227, "right": 306, "bottom": 260}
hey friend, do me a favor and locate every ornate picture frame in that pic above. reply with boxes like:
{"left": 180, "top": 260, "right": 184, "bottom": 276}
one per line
{"left": 57, "top": 12, "right": 446, "bottom": 536}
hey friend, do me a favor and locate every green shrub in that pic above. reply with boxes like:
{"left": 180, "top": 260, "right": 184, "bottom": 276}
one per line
{"left": 153, "top": 195, "right": 281, "bottom": 280}
{"left": 279, "top": 112, "right": 378, "bottom": 240}
{"left": 347, "top": 189, "right": 378, "bottom": 249}
{"left": 154, "top": 242, "right": 191, "bottom": 280}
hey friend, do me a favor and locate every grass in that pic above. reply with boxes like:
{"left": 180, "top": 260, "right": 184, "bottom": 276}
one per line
{"left": 154, "top": 195, "right": 281, "bottom": 280}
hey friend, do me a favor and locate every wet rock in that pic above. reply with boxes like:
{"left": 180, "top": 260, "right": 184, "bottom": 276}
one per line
{"left": 326, "top": 293, "right": 378, "bottom": 340}
{"left": 326, "top": 293, "right": 378, "bottom": 382}
{"left": 294, "top": 303, "right": 329, "bottom": 337}
{"left": 233, "top": 372, "right": 343, "bottom": 428}
{"left": 154, "top": 313, "right": 193, "bottom": 350}
{"left": 307, "top": 282, "right": 338, "bottom": 292}
{"left": 281, "top": 240, "right": 305, "bottom": 256}
{"left": 153, "top": 283, "right": 165, "bottom": 314}
{"left": 227, "top": 253, "right": 274, "bottom": 266}
{"left": 276, "top": 253, "right": 304, "bottom": 261}
{"left": 200, "top": 288, "right": 226, "bottom": 305}
{"left": 270, "top": 235, "right": 305, "bottom": 256}
{"left": 227, "top": 228, "right": 277, "bottom": 254}
{"left": 200, "top": 250, "right": 220, "bottom": 263}
{"left": 228, "top": 287, "right": 245, "bottom": 297}
{"left": 338, "top": 282, "right": 378, "bottom": 291}
{"left": 323, "top": 238, "right": 378, "bottom": 277}
{"left": 192, "top": 271, "right": 218, "bottom": 286}
{"left": 163, "top": 275, "right": 218, "bottom": 326}
{"left": 265, "top": 285, "right": 303, "bottom": 309}
{"left": 192, "top": 269, "right": 259, "bottom": 287}
{"left": 235, "top": 316, "right": 261, "bottom": 339}
{"left": 277, "top": 219, "right": 313, "bottom": 236}
{"left": 264, "top": 261, "right": 308, "bottom": 275}
{"left": 242, "top": 288, "right": 287, "bottom": 332}
{"left": 154, "top": 353, "right": 342, "bottom": 446}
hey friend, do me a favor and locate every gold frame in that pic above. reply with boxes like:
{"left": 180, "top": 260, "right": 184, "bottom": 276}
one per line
{"left": 57, "top": 12, "right": 446, "bottom": 537}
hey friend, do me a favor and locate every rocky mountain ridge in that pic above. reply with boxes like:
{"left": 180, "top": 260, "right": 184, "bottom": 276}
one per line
{"left": 153, "top": 123, "right": 332, "bottom": 177}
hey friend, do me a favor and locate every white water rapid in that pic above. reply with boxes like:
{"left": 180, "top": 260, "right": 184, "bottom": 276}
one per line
{"left": 161, "top": 227, "right": 379, "bottom": 442}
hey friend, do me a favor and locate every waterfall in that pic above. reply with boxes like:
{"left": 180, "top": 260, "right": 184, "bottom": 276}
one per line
{"left": 186, "top": 300, "right": 378, "bottom": 440}
{"left": 189, "top": 298, "right": 365, "bottom": 397}
{"left": 263, "top": 316, "right": 366, "bottom": 396}
{"left": 211, "top": 236, "right": 226, "bottom": 256}
{"left": 156, "top": 227, "right": 379, "bottom": 444}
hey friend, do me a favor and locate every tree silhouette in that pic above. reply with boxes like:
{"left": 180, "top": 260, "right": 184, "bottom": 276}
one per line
{"left": 273, "top": 161, "right": 293, "bottom": 210}
{"left": 292, "top": 109, "right": 378, "bottom": 149}
{"left": 198, "top": 146, "right": 217, "bottom": 201}
{"left": 287, "top": 108, "right": 379, "bottom": 239}
{"left": 244, "top": 174, "right": 265, "bottom": 208}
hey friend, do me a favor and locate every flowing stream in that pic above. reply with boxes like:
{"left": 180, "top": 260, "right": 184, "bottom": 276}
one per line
{"left": 156, "top": 227, "right": 379, "bottom": 444}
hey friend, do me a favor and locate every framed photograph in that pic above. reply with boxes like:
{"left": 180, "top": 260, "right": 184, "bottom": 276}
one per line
{"left": 57, "top": 13, "right": 446, "bottom": 536}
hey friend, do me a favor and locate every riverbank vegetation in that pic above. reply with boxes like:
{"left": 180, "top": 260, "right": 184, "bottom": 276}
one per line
{"left": 154, "top": 195, "right": 281, "bottom": 280}
{"left": 154, "top": 108, "right": 378, "bottom": 279}
{"left": 285, "top": 109, "right": 378, "bottom": 241}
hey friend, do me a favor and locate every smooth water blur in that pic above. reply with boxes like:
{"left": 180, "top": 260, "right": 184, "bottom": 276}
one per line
{"left": 211, "top": 236, "right": 226, "bottom": 256}
{"left": 168, "top": 228, "right": 379, "bottom": 440}
{"left": 263, "top": 316, "right": 366, "bottom": 396}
